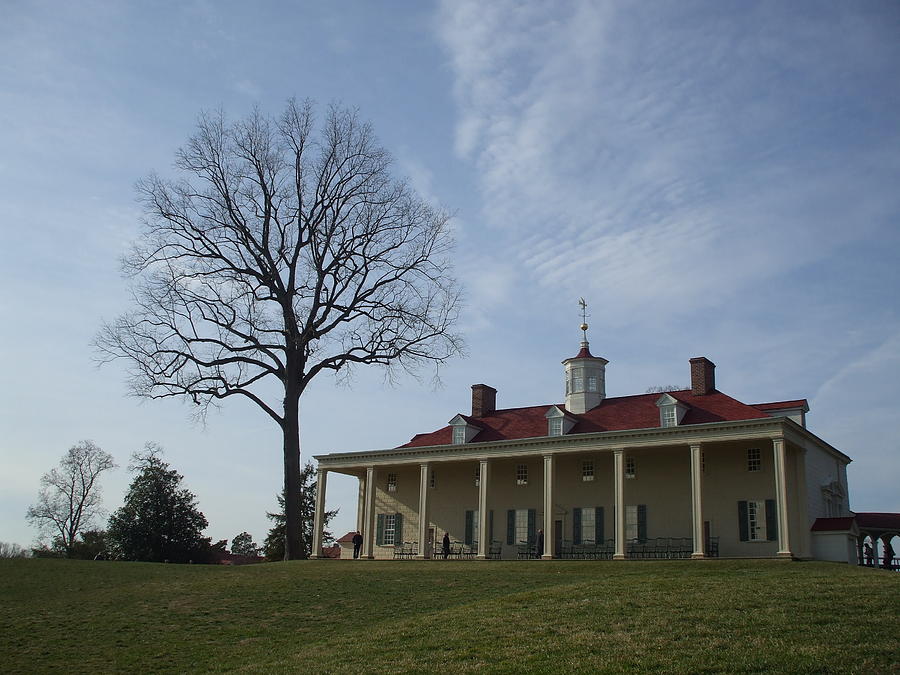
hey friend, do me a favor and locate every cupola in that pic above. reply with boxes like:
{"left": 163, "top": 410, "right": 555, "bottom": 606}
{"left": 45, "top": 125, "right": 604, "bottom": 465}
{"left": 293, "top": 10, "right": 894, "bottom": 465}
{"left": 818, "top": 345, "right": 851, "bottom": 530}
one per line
{"left": 562, "top": 300, "right": 608, "bottom": 414}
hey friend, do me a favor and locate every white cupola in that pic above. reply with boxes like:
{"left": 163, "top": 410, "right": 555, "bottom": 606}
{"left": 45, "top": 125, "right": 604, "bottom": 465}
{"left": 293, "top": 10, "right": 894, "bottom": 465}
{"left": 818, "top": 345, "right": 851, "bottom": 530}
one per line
{"left": 562, "top": 300, "right": 608, "bottom": 414}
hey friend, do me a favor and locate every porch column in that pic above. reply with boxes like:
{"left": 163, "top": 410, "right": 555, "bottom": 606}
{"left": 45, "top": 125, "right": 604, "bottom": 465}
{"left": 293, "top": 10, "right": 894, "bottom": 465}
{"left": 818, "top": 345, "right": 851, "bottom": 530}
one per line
{"left": 690, "top": 444, "right": 704, "bottom": 559}
{"left": 356, "top": 475, "right": 366, "bottom": 532}
{"left": 361, "top": 465, "right": 376, "bottom": 559}
{"left": 476, "top": 459, "right": 490, "bottom": 560}
{"left": 772, "top": 437, "right": 792, "bottom": 558}
{"left": 310, "top": 467, "right": 327, "bottom": 559}
{"left": 613, "top": 448, "right": 626, "bottom": 560}
{"left": 542, "top": 454, "right": 555, "bottom": 559}
{"left": 415, "top": 463, "right": 431, "bottom": 559}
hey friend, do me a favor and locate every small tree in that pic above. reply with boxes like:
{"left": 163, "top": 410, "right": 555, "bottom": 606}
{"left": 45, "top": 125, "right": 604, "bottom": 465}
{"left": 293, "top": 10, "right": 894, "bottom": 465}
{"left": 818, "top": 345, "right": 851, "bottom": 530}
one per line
{"left": 231, "top": 532, "right": 260, "bottom": 557}
{"left": 107, "top": 444, "right": 210, "bottom": 563}
{"left": 264, "top": 462, "right": 337, "bottom": 560}
{"left": 26, "top": 441, "right": 116, "bottom": 556}
{"left": 95, "top": 100, "right": 463, "bottom": 559}
{"left": 0, "top": 542, "right": 29, "bottom": 559}
{"left": 68, "top": 530, "right": 109, "bottom": 560}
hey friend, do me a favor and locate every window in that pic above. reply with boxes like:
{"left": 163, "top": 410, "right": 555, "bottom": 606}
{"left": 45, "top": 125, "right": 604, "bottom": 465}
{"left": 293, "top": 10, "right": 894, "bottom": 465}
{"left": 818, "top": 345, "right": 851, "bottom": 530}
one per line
{"left": 516, "top": 464, "right": 528, "bottom": 486}
{"left": 582, "top": 459, "right": 594, "bottom": 482}
{"left": 515, "top": 509, "right": 529, "bottom": 543}
{"left": 625, "top": 456, "right": 635, "bottom": 479}
{"left": 661, "top": 407, "right": 677, "bottom": 427}
{"left": 573, "top": 371, "right": 583, "bottom": 392}
{"left": 581, "top": 507, "right": 596, "bottom": 544}
{"left": 387, "top": 473, "right": 397, "bottom": 492}
{"left": 384, "top": 514, "right": 396, "bottom": 545}
{"left": 452, "top": 426, "right": 466, "bottom": 445}
{"left": 587, "top": 375, "right": 598, "bottom": 392}
{"left": 474, "top": 464, "right": 481, "bottom": 487}
{"left": 746, "top": 500, "right": 764, "bottom": 541}
{"left": 747, "top": 448, "right": 761, "bottom": 472}
{"left": 471, "top": 510, "right": 480, "bottom": 543}
{"left": 625, "top": 505, "right": 638, "bottom": 541}
{"left": 549, "top": 417, "right": 563, "bottom": 436}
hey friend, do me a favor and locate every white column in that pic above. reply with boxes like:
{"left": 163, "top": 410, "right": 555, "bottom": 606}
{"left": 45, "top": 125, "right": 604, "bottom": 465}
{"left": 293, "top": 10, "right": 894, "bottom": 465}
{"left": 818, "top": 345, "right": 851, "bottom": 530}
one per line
{"left": 613, "top": 448, "right": 626, "bottom": 560}
{"left": 415, "top": 463, "right": 431, "bottom": 559}
{"left": 310, "top": 468, "right": 327, "bottom": 559}
{"left": 476, "top": 460, "right": 490, "bottom": 560}
{"left": 542, "top": 454, "right": 555, "bottom": 559}
{"left": 690, "top": 444, "right": 704, "bottom": 559}
{"left": 356, "top": 474, "right": 366, "bottom": 533}
{"left": 773, "top": 437, "right": 792, "bottom": 558}
{"left": 361, "top": 466, "right": 376, "bottom": 559}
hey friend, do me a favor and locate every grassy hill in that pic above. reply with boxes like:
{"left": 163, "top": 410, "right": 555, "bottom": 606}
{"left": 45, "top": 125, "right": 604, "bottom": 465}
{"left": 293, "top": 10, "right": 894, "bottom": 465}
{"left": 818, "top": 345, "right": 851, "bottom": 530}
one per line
{"left": 1, "top": 558, "right": 897, "bottom": 673}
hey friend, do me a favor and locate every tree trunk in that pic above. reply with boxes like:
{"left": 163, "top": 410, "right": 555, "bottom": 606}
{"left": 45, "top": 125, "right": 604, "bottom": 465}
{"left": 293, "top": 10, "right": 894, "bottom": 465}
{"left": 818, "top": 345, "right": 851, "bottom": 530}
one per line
{"left": 282, "top": 385, "right": 303, "bottom": 560}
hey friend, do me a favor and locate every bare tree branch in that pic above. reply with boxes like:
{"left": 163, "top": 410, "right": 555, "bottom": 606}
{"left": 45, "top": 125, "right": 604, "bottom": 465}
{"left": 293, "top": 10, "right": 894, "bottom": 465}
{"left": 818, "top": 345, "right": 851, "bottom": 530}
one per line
{"left": 94, "top": 99, "right": 464, "bottom": 558}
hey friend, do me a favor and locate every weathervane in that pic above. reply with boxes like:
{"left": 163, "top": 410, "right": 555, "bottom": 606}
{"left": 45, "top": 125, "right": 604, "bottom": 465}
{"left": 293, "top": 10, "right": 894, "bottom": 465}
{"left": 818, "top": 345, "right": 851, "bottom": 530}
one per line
{"left": 579, "top": 297, "right": 589, "bottom": 342}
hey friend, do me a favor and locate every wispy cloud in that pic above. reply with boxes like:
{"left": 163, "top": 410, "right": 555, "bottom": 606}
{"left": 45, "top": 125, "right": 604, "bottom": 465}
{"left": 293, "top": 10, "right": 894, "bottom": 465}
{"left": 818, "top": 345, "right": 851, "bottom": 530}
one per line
{"left": 437, "top": 1, "right": 900, "bottom": 323}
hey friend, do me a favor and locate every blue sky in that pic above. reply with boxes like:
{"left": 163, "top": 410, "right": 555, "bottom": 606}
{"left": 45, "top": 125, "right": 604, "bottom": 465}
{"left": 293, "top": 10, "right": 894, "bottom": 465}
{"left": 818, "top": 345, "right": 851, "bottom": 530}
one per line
{"left": 2, "top": 1, "right": 898, "bottom": 550}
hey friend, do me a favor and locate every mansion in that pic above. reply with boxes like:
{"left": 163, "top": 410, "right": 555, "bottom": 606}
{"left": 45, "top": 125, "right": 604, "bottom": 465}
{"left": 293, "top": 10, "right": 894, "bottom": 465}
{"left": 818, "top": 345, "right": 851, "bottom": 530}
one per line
{"left": 311, "top": 330, "right": 854, "bottom": 562}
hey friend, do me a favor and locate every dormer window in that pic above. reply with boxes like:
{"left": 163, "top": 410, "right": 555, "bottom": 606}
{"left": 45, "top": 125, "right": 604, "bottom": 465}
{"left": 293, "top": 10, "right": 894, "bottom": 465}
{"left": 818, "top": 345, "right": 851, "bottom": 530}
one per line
{"left": 545, "top": 406, "right": 576, "bottom": 437}
{"left": 656, "top": 393, "right": 688, "bottom": 428}
{"left": 449, "top": 414, "right": 481, "bottom": 444}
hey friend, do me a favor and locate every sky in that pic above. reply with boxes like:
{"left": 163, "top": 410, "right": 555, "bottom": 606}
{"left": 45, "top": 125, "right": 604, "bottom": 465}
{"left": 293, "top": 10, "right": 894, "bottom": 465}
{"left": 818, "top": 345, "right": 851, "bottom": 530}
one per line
{"left": 2, "top": 0, "right": 899, "bottom": 551}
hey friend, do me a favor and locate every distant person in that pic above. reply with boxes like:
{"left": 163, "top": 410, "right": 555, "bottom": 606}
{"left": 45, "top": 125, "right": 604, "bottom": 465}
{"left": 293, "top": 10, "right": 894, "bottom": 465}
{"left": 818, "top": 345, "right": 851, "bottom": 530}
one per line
{"left": 864, "top": 542, "right": 874, "bottom": 566}
{"left": 442, "top": 532, "right": 451, "bottom": 559}
{"left": 352, "top": 531, "right": 363, "bottom": 559}
{"left": 536, "top": 529, "right": 544, "bottom": 558}
{"left": 883, "top": 541, "right": 894, "bottom": 570}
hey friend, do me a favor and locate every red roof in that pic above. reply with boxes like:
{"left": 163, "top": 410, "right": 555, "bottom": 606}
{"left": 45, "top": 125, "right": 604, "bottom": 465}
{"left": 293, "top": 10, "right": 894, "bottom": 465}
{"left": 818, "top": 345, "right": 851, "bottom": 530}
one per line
{"left": 810, "top": 517, "right": 856, "bottom": 532}
{"left": 855, "top": 513, "right": 900, "bottom": 530}
{"left": 753, "top": 399, "right": 809, "bottom": 412}
{"left": 336, "top": 531, "right": 359, "bottom": 543}
{"left": 400, "top": 389, "right": 771, "bottom": 448}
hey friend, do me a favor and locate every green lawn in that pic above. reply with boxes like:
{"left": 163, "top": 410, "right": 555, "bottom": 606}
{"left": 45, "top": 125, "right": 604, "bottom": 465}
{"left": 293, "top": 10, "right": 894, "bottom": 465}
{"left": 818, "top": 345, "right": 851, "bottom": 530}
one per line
{"left": 1, "top": 558, "right": 897, "bottom": 673}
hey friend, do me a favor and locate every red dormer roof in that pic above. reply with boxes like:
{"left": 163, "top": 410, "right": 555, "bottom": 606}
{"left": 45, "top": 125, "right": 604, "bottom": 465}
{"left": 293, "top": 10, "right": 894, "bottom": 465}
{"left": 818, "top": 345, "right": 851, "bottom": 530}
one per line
{"left": 399, "top": 389, "right": 771, "bottom": 448}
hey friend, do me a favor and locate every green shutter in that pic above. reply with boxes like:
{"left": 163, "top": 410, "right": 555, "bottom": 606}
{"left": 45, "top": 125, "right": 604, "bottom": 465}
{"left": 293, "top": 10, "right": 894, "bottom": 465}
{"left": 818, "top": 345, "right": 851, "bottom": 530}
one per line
{"left": 465, "top": 510, "right": 474, "bottom": 546}
{"left": 528, "top": 509, "right": 536, "bottom": 543}
{"left": 489, "top": 510, "right": 494, "bottom": 543}
{"left": 595, "top": 507, "right": 604, "bottom": 543}
{"left": 637, "top": 504, "right": 647, "bottom": 542}
{"left": 394, "top": 513, "right": 403, "bottom": 544}
{"left": 738, "top": 501, "right": 749, "bottom": 542}
{"left": 507, "top": 510, "right": 515, "bottom": 545}
{"left": 765, "top": 499, "right": 777, "bottom": 542}
{"left": 376, "top": 514, "right": 385, "bottom": 546}
{"left": 573, "top": 508, "right": 582, "bottom": 545}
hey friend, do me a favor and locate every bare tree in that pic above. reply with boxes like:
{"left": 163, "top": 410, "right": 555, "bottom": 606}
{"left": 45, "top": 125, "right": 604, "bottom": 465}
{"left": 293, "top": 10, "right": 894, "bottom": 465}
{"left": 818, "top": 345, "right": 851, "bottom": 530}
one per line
{"left": 26, "top": 441, "right": 117, "bottom": 556}
{"left": 95, "top": 100, "right": 464, "bottom": 559}
{"left": 0, "top": 542, "right": 29, "bottom": 559}
{"left": 645, "top": 385, "right": 687, "bottom": 394}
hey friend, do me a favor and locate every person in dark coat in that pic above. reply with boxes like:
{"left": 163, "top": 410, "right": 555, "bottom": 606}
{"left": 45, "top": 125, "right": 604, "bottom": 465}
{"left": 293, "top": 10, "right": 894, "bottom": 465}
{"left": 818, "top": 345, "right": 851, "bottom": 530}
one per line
{"left": 352, "top": 531, "right": 363, "bottom": 559}
{"left": 883, "top": 540, "right": 895, "bottom": 570}
{"left": 536, "top": 529, "right": 544, "bottom": 559}
{"left": 442, "top": 532, "right": 451, "bottom": 559}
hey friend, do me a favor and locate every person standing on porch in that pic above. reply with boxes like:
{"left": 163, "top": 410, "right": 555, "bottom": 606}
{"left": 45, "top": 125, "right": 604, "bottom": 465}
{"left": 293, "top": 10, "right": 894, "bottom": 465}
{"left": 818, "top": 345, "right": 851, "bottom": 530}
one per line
{"left": 883, "top": 541, "right": 894, "bottom": 570}
{"left": 536, "top": 529, "right": 544, "bottom": 559}
{"left": 442, "top": 532, "right": 451, "bottom": 559}
{"left": 352, "top": 531, "right": 363, "bottom": 559}
{"left": 864, "top": 542, "right": 874, "bottom": 566}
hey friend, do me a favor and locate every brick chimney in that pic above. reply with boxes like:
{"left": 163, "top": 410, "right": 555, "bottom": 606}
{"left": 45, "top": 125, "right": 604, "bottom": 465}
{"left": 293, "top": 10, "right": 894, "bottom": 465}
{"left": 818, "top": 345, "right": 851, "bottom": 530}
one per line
{"left": 689, "top": 357, "right": 716, "bottom": 396}
{"left": 471, "top": 384, "right": 497, "bottom": 417}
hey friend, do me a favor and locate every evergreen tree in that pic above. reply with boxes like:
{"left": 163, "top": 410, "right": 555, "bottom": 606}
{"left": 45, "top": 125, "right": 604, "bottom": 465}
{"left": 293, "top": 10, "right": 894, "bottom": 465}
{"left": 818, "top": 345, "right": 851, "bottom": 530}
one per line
{"left": 107, "top": 445, "right": 210, "bottom": 563}
{"left": 264, "top": 462, "right": 337, "bottom": 560}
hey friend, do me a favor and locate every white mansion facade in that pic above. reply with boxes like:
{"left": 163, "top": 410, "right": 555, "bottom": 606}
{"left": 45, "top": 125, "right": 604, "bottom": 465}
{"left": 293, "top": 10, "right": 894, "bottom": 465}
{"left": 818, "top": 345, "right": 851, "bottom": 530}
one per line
{"left": 311, "top": 334, "right": 852, "bottom": 562}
